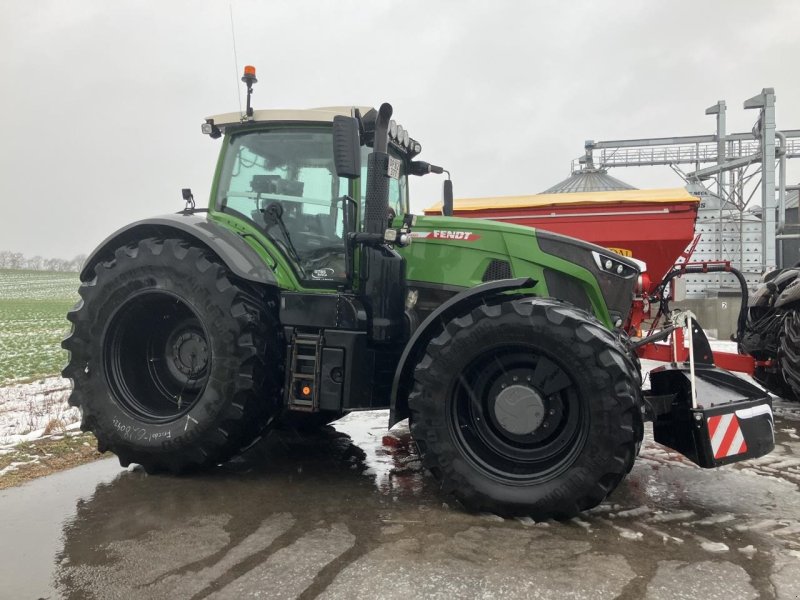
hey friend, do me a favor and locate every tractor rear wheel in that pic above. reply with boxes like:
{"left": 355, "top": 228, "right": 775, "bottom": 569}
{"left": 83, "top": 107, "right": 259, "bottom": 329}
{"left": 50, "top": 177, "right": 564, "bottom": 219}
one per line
{"left": 779, "top": 308, "right": 800, "bottom": 401}
{"left": 62, "top": 238, "right": 282, "bottom": 472}
{"left": 408, "top": 298, "right": 642, "bottom": 519}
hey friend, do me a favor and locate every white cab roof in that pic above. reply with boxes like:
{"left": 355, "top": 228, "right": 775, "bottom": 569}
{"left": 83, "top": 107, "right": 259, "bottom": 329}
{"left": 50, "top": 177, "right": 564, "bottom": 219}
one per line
{"left": 207, "top": 106, "right": 375, "bottom": 127}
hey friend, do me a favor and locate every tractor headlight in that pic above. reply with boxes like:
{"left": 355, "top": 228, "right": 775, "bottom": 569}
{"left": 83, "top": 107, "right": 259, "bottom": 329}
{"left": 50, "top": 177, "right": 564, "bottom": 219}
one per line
{"left": 201, "top": 119, "right": 221, "bottom": 139}
{"left": 592, "top": 251, "right": 638, "bottom": 279}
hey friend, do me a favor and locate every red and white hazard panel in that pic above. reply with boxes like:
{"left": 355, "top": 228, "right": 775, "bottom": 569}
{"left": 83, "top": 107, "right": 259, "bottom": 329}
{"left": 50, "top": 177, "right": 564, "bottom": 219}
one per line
{"left": 707, "top": 414, "right": 748, "bottom": 459}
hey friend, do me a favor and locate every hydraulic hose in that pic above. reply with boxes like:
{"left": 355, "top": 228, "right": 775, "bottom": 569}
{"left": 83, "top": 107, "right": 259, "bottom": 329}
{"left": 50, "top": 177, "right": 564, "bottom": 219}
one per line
{"left": 654, "top": 264, "right": 749, "bottom": 343}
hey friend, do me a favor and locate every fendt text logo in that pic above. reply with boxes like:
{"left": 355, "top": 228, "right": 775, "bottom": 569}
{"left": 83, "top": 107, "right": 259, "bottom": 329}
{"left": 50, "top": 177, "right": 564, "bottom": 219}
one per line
{"left": 412, "top": 230, "right": 481, "bottom": 242}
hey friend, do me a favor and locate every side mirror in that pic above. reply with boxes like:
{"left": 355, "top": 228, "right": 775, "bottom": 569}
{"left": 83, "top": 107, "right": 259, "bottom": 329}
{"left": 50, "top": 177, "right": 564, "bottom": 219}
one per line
{"left": 332, "top": 116, "right": 361, "bottom": 179}
{"left": 409, "top": 161, "right": 444, "bottom": 177}
{"left": 443, "top": 180, "right": 454, "bottom": 216}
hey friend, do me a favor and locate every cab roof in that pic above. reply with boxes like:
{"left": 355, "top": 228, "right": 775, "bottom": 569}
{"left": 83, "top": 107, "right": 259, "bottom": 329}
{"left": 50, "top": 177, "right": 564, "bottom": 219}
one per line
{"left": 207, "top": 106, "right": 375, "bottom": 127}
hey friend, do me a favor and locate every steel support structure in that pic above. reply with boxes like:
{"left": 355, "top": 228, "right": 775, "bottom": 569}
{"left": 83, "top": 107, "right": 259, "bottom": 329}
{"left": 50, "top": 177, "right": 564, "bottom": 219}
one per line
{"left": 744, "top": 89, "right": 777, "bottom": 271}
{"left": 706, "top": 101, "right": 726, "bottom": 261}
{"left": 576, "top": 89, "right": 799, "bottom": 271}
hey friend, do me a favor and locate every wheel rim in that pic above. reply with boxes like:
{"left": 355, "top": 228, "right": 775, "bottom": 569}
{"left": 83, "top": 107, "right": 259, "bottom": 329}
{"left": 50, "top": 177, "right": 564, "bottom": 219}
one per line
{"left": 449, "top": 347, "right": 588, "bottom": 483}
{"left": 103, "top": 291, "right": 211, "bottom": 423}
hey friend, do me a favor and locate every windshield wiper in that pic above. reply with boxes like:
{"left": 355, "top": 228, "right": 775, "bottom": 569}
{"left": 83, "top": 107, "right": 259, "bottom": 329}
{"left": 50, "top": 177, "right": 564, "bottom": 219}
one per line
{"left": 262, "top": 202, "right": 304, "bottom": 269}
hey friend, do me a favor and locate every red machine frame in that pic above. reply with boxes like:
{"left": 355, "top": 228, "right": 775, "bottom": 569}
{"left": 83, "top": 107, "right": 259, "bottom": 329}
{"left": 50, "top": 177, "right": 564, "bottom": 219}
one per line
{"left": 633, "top": 259, "right": 767, "bottom": 376}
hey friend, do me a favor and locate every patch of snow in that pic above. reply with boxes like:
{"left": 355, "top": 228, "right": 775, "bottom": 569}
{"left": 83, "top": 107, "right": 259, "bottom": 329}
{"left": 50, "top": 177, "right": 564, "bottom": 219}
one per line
{"left": 0, "top": 458, "right": 40, "bottom": 476}
{"left": 766, "top": 458, "right": 800, "bottom": 470}
{"left": 771, "top": 523, "right": 800, "bottom": 537}
{"left": 586, "top": 504, "right": 615, "bottom": 515}
{"left": 734, "top": 519, "right": 781, "bottom": 533}
{"left": 0, "top": 376, "right": 79, "bottom": 449}
{"left": 738, "top": 545, "right": 757, "bottom": 558}
{"left": 480, "top": 513, "right": 505, "bottom": 523}
{"left": 612, "top": 506, "right": 651, "bottom": 519}
{"left": 636, "top": 522, "right": 684, "bottom": 544}
{"left": 571, "top": 517, "right": 591, "bottom": 529}
{"left": 699, "top": 540, "right": 729, "bottom": 553}
{"left": 616, "top": 527, "right": 643, "bottom": 541}
{"left": 649, "top": 511, "right": 696, "bottom": 523}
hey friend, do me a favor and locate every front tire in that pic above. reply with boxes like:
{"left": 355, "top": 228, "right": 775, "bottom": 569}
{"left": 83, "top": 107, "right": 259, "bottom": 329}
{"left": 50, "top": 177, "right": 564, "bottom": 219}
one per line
{"left": 779, "top": 308, "right": 800, "bottom": 401}
{"left": 62, "top": 238, "right": 282, "bottom": 472}
{"left": 408, "top": 298, "right": 641, "bottom": 519}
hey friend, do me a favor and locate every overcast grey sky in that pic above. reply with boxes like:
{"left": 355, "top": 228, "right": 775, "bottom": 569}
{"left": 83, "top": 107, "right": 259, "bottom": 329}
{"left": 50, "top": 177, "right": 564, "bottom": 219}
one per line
{"left": 2, "top": 0, "right": 799, "bottom": 259}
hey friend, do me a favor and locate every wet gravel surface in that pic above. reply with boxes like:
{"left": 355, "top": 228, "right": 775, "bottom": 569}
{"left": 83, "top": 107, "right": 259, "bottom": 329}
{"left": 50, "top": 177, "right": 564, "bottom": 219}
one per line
{"left": 0, "top": 400, "right": 799, "bottom": 599}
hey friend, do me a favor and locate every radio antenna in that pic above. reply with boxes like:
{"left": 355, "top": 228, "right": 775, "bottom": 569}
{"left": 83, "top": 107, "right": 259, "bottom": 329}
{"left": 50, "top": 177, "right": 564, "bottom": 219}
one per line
{"left": 229, "top": 3, "right": 243, "bottom": 116}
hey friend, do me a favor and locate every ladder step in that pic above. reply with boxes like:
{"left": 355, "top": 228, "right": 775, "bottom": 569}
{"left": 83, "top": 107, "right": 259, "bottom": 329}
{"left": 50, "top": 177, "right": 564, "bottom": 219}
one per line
{"left": 287, "top": 332, "right": 323, "bottom": 412}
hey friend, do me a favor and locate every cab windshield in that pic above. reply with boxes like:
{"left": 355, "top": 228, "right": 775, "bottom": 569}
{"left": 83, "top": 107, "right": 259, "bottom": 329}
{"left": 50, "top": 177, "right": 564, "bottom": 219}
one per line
{"left": 215, "top": 127, "right": 409, "bottom": 284}
{"left": 217, "top": 128, "right": 348, "bottom": 283}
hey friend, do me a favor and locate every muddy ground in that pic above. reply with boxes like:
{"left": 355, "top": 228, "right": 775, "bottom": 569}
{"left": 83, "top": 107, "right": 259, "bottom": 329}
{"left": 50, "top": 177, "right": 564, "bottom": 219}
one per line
{"left": 0, "top": 400, "right": 798, "bottom": 600}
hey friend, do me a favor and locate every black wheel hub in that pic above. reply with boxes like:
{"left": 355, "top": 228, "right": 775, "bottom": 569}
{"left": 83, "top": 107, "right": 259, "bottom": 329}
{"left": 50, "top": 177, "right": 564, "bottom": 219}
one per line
{"left": 103, "top": 291, "right": 211, "bottom": 423}
{"left": 165, "top": 325, "right": 209, "bottom": 387}
{"left": 450, "top": 349, "right": 587, "bottom": 482}
{"left": 492, "top": 384, "right": 545, "bottom": 436}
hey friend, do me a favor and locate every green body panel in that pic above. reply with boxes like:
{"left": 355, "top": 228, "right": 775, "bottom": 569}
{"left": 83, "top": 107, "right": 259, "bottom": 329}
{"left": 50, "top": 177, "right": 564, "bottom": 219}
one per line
{"left": 206, "top": 210, "right": 308, "bottom": 292}
{"left": 399, "top": 215, "right": 613, "bottom": 327}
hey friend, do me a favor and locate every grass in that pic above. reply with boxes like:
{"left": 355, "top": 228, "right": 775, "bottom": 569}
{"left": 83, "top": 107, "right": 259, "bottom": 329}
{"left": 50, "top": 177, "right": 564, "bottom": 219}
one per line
{"left": 0, "top": 431, "right": 103, "bottom": 489}
{"left": 0, "top": 270, "right": 99, "bottom": 488}
{"left": 0, "top": 270, "right": 79, "bottom": 386}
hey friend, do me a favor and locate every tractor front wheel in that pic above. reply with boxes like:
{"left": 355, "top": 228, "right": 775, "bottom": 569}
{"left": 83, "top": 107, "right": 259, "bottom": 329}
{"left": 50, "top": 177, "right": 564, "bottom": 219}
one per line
{"left": 779, "top": 308, "right": 800, "bottom": 401}
{"left": 409, "top": 298, "right": 642, "bottom": 519}
{"left": 62, "top": 238, "right": 282, "bottom": 472}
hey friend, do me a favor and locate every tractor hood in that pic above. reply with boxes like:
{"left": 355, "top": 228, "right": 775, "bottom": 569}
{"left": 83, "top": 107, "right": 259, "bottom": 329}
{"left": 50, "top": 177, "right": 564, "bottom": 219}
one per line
{"left": 400, "top": 214, "right": 643, "bottom": 328}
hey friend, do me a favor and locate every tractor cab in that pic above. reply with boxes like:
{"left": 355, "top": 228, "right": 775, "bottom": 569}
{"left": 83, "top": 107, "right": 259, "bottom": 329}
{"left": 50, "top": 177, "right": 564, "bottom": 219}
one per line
{"left": 203, "top": 105, "right": 419, "bottom": 289}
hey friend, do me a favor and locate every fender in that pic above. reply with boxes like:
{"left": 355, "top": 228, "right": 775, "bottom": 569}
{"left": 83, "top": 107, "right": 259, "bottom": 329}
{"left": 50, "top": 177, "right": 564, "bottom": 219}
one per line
{"left": 389, "top": 277, "right": 536, "bottom": 427}
{"left": 80, "top": 213, "right": 276, "bottom": 285}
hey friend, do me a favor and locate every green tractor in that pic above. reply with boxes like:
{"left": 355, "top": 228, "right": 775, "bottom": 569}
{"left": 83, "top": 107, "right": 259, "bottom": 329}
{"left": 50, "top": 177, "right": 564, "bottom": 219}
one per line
{"left": 63, "top": 68, "right": 775, "bottom": 518}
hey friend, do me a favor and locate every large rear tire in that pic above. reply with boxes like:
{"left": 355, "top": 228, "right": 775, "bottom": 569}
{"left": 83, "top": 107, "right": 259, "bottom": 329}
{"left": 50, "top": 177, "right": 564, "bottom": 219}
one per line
{"left": 62, "top": 238, "right": 282, "bottom": 472}
{"left": 408, "top": 298, "right": 642, "bottom": 519}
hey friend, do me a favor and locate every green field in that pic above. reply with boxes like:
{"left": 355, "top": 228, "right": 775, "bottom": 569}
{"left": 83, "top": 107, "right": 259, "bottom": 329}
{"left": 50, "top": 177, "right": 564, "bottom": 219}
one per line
{"left": 0, "top": 270, "right": 79, "bottom": 386}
